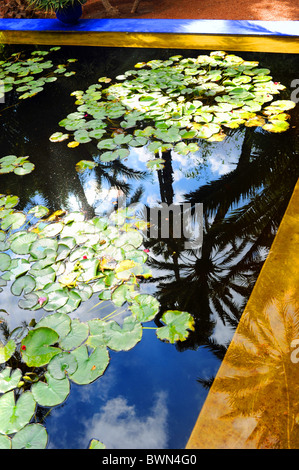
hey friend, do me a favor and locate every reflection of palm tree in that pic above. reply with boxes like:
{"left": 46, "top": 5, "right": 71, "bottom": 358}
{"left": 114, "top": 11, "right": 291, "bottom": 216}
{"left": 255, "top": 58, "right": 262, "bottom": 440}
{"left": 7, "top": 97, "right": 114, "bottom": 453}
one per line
{"left": 144, "top": 124, "right": 298, "bottom": 355}
{"left": 212, "top": 291, "right": 299, "bottom": 449}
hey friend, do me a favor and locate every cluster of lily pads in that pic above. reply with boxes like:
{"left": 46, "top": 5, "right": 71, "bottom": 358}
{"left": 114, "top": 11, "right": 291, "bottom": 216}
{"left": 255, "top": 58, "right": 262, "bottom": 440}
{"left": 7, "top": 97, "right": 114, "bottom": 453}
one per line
{"left": 0, "top": 193, "right": 194, "bottom": 448}
{"left": 0, "top": 155, "right": 35, "bottom": 175}
{"left": 0, "top": 47, "right": 76, "bottom": 102}
{"left": 50, "top": 50, "right": 295, "bottom": 171}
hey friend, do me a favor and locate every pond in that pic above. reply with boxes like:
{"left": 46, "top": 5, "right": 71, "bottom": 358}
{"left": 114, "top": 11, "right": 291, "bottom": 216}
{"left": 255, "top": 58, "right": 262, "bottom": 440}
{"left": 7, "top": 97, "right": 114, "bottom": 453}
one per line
{"left": 0, "top": 44, "right": 298, "bottom": 450}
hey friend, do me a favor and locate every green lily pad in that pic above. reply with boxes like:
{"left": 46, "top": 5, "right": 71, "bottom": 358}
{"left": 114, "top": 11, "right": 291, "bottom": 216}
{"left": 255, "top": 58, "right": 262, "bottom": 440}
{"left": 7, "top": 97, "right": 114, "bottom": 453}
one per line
{"left": 0, "top": 367, "right": 22, "bottom": 393}
{"left": 0, "top": 434, "right": 11, "bottom": 449}
{"left": 11, "top": 424, "right": 48, "bottom": 449}
{"left": 86, "top": 319, "right": 107, "bottom": 349}
{"left": 111, "top": 284, "right": 135, "bottom": 307}
{"left": 0, "top": 339, "right": 16, "bottom": 364}
{"left": 88, "top": 439, "right": 106, "bottom": 449}
{"left": 129, "top": 294, "right": 160, "bottom": 322}
{"left": 0, "top": 253, "right": 11, "bottom": 272}
{"left": 156, "top": 310, "right": 195, "bottom": 343}
{"left": 0, "top": 391, "right": 36, "bottom": 435}
{"left": 75, "top": 160, "right": 98, "bottom": 172}
{"left": 0, "top": 195, "right": 19, "bottom": 209}
{"left": 146, "top": 158, "right": 165, "bottom": 170}
{"left": 29, "top": 237, "right": 58, "bottom": 259}
{"left": 31, "top": 372, "right": 70, "bottom": 407}
{"left": 21, "top": 327, "right": 61, "bottom": 367}
{"left": 18, "top": 293, "right": 39, "bottom": 310}
{"left": 69, "top": 344, "right": 110, "bottom": 385}
{"left": 10, "top": 232, "right": 38, "bottom": 255}
{"left": 11, "top": 275, "right": 36, "bottom": 296}
{"left": 59, "top": 318, "right": 89, "bottom": 350}
{"left": 103, "top": 316, "right": 143, "bottom": 351}
{"left": 36, "top": 313, "right": 71, "bottom": 339}
{"left": 47, "top": 352, "right": 78, "bottom": 380}
{"left": 262, "top": 120, "right": 290, "bottom": 133}
{"left": 14, "top": 162, "right": 35, "bottom": 175}
{"left": 1, "top": 212, "right": 26, "bottom": 231}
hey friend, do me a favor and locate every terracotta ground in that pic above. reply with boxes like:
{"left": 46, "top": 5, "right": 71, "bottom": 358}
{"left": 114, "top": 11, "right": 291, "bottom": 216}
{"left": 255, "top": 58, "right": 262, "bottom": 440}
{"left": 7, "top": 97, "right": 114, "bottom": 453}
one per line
{"left": 82, "top": 0, "right": 299, "bottom": 21}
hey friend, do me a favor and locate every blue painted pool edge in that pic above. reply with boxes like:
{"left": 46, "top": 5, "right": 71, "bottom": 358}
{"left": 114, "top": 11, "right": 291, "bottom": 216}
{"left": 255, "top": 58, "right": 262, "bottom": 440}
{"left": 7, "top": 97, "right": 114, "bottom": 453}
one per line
{"left": 0, "top": 18, "right": 298, "bottom": 36}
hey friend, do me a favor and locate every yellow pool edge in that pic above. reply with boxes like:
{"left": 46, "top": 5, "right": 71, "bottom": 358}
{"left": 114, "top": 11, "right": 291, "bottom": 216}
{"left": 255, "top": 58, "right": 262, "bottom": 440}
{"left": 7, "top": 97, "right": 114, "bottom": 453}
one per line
{"left": 0, "top": 31, "right": 298, "bottom": 54}
{"left": 186, "top": 178, "right": 299, "bottom": 449}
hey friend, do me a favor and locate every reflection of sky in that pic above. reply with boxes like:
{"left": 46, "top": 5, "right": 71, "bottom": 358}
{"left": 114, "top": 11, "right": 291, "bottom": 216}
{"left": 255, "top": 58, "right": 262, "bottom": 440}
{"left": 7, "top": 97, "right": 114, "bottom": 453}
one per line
{"left": 45, "top": 326, "right": 221, "bottom": 449}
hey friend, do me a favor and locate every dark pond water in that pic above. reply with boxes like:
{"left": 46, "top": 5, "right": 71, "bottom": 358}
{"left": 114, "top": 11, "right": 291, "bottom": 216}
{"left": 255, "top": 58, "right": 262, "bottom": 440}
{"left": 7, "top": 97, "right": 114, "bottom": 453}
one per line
{"left": 0, "top": 45, "right": 298, "bottom": 449}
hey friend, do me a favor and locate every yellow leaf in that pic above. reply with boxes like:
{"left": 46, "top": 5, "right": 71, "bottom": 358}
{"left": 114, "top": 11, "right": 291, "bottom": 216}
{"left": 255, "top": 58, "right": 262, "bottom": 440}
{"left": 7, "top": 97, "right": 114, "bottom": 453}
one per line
{"left": 68, "top": 141, "right": 80, "bottom": 148}
{"left": 115, "top": 260, "right": 136, "bottom": 273}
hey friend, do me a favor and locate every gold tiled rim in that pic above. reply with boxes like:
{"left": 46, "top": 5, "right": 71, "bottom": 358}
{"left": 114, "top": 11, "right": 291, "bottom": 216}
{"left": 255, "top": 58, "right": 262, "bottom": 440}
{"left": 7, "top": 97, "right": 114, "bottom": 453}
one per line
{"left": 0, "top": 31, "right": 298, "bottom": 54}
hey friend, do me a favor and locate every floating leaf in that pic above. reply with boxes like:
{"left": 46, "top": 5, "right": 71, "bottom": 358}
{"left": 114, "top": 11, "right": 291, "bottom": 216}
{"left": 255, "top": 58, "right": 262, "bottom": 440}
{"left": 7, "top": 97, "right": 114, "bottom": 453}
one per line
{"left": 103, "top": 316, "right": 143, "bottom": 351}
{"left": 36, "top": 313, "right": 71, "bottom": 340}
{"left": 1, "top": 212, "right": 26, "bottom": 231}
{"left": 262, "top": 120, "right": 290, "bottom": 133}
{"left": 47, "top": 352, "right": 78, "bottom": 380}
{"left": 0, "top": 253, "right": 11, "bottom": 272}
{"left": 0, "top": 434, "right": 11, "bottom": 449}
{"left": 21, "top": 327, "right": 61, "bottom": 367}
{"left": 129, "top": 294, "right": 160, "bottom": 322}
{"left": 88, "top": 439, "right": 106, "bottom": 449}
{"left": 32, "top": 372, "right": 70, "bottom": 407}
{"left": 0, "top": 367, "right": 22, "bottom": 393}
{"left": 75, "top": 160, "right": 98, "bottom": 172}
{"left": 69, "top": 345, "right": 110, "bottom": 385}
{"left": 11, "top": 275, "right": 36, "bottom": 296}
{"left": 10, "top": 231, "right": 38, "bottom": 255}
{"left": 0, "top": 339, "right": 16, "bottom": 364}
{"left": 0, "top": 391, "right": 36, "bottom": 435}
{"left": 11, "top": 424, "right": 48, "bottom": 449}
{"left": 59, "top": 318, "right": 89, "bottom": 351}
{"left": 156, "top": 310, "right": 195, "bottom": 343}
{"left": 146, "top": 158, "right": 165, "bottom": 170}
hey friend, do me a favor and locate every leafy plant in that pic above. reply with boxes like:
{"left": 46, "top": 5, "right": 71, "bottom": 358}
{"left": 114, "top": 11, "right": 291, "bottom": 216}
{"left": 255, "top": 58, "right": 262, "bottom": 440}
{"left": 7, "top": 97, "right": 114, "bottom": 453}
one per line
{"left": 0, "top": 47, "right": 76, "bottom": 105}
{"left": 50, "top": 51, "right": 295, "bottom": 172}
{"left": 0, "top": 155, "right": 35, "bottom": 175}
{"left": 25, "top": 0, "right": 86, "bottom": 12}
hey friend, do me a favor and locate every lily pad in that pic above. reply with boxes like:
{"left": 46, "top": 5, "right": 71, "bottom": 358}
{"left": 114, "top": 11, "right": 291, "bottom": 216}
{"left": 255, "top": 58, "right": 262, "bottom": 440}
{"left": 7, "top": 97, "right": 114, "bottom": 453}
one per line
{"left": 11, "top": 275, "right": 36, "bottom": 296}
{"left": 31, "top": 372, "right": 70, "bottom": 407}
{"left": 59, "top": 318, "right": 89, "bottom": 350}
{"left": 129, "top": 294, "right": 160, "bottom": 322}
{"left": 47, "top": 352, "right": 78, "bottom": 379}
{"left": 0, "top": 391, "right": 36, "bottom": 435}
{"left": 0, "top": 253, "right": 11, "bottom": 272}
{"left": 0, "top": 339, "right": 16, "bottom": 364}
{"left": 103, "top": 316, "right": 143, "bottom": 351}
{"left": 0, "top": 367, "right": 22, "bottom": 393}
{"left": 36, "top": 313, "right": 71, "bottom": 340}
{"left": 156, "top": 310, "right": 195, "bottom": 343}
{"left": 69, "top": 344, "right": 110, "bottom": 385}
{"left": 21, "top": 327, "right": 61, "bottom": 367}
{"left": 11, "top": 424, "right": 48, "bottom": 449}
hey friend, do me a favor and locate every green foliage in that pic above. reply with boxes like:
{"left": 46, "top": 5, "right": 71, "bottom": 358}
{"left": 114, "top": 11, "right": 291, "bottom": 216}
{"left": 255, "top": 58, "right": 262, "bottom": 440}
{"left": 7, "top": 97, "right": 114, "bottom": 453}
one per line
{"left": 0, "top": 192, "right": 194, "bottom": 447}
{"left": 51, "top": 51, "right": 294, "bottom": 173}
{"left": 1, "top": 47, "right": 294, "bottom": 449}
{"left": 0, "top": 47, "right": 76, "bottom": 105}
{"left": 0, "top": 155, "right": 35, "bottom": 175}
{"left": 25, "top": 0, "right": 85, "bottom": 12}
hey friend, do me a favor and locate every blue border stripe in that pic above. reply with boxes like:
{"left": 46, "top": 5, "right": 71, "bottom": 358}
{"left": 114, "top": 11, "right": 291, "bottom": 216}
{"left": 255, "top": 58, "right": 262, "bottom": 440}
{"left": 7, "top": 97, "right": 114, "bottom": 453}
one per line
{"left": 0, "top": 19, "right": 299, "bottom": 36}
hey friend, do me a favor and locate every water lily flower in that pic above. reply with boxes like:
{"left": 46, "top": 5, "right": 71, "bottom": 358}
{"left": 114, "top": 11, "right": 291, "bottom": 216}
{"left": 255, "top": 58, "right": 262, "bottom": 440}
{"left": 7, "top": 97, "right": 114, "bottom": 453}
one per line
{"left": 83, "top": 255, "right": 88, "bottom": 259}
{"left": 21, "top": 345, "right": 26, "bottom": 351}
{"left": 38, "top": 296, "right": 47, "bottom": 306}
{"left": 143, "top": 249, "right": 150, "bottom": 253}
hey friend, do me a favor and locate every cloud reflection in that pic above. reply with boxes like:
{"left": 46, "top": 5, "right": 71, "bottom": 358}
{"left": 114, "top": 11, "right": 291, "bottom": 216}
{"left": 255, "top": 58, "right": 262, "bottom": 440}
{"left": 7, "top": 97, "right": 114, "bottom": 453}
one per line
{"left": 81, "top": 392, "right": 168, "bottom": 449}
